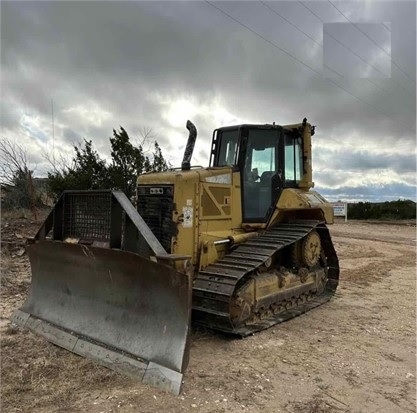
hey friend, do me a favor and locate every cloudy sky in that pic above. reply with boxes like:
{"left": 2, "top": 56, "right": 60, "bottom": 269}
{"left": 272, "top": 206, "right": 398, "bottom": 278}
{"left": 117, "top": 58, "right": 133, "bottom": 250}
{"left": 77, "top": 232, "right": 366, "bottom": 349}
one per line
{"left": 1, "top": 1, "right": 416, "bottom": 202}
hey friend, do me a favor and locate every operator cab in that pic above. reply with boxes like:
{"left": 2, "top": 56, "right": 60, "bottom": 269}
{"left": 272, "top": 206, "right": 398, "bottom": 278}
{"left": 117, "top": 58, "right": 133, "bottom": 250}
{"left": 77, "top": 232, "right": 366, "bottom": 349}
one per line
{"left": 210, "top": 124, "right": 305, "bottom": 222}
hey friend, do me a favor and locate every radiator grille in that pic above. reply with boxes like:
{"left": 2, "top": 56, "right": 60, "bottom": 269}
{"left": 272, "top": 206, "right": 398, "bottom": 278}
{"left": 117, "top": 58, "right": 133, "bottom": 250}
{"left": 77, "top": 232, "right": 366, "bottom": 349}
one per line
{"left": 137, "top": 185, "right": 175, "bottom": 253}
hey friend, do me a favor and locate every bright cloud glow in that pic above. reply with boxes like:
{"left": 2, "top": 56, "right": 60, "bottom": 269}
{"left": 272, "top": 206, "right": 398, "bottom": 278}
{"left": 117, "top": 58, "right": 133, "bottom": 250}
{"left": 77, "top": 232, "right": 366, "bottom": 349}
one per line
{"left": 62, "top": 104, "right": 111, "bottom": 126}
{"left": 163, "top": 99, "right": 197, "bottom": 128}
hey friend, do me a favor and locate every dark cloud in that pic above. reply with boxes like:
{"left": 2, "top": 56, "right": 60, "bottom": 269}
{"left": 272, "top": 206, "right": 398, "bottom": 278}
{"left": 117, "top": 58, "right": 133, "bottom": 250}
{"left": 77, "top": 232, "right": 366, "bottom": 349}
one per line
{"left": 62, "top": 127, "right": 83, "bottom": 146}
{"left": 314, "top": 149, "right": 416, "bottom": 173}
{"left": 324, "top": 22, "right": 391, "bottom": 78}
{"left": 1, "top": 1, "right": 415, "bottom": 201}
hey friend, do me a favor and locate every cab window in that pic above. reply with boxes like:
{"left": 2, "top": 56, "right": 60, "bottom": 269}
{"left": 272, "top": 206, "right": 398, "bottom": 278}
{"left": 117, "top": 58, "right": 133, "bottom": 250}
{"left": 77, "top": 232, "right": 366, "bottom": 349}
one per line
{"left": 216, "top": 130, "right": 239, "bottom": 166}
{"left": 284, "top": 134, "right": 303, "bottom": 184}
{"left": 242, "top": 129, "right": 279, "bottom": 220}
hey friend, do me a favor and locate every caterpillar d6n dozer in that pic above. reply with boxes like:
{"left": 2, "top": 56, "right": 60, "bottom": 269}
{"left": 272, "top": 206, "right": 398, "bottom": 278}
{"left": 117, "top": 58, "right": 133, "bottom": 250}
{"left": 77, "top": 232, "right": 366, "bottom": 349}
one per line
{"left": 12, "top": 118, "right": 339, "bottom": 394}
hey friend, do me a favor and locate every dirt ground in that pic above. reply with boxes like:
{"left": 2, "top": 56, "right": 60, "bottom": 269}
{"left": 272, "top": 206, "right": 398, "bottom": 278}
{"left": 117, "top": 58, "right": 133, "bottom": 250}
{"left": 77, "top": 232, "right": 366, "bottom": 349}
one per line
{"left": 1, "top": 213, "right": 416, "bottom": 413}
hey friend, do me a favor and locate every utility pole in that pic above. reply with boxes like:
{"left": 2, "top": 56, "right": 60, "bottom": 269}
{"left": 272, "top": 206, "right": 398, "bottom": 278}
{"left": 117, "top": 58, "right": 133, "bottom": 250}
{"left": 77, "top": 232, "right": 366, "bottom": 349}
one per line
{"left": 51, "top": 99, "right": 55, "bottom": 163}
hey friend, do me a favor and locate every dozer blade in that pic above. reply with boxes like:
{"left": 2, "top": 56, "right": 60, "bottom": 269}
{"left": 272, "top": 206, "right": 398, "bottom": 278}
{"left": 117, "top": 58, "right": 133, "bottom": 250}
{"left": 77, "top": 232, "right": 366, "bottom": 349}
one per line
{"left": 11, "top": 190, "right": 191, "bottom": 395}
{"left": 12, "top": 241, "right": 190, "bottom": 394}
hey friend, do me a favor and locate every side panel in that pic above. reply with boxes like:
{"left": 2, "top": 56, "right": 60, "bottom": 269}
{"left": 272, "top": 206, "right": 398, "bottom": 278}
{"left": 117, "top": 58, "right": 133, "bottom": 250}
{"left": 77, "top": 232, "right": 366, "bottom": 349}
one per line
{"left": 138, "top": 170, "right": 200, "bottom": 265}
{"left": 267, "top": 188, "right": 334, "bottom": 228}
{"left": 197, "top": 169, "right": 248, "bottom": 269}
{"left": 197, "top": 168, "right": 242, "bottom": 233}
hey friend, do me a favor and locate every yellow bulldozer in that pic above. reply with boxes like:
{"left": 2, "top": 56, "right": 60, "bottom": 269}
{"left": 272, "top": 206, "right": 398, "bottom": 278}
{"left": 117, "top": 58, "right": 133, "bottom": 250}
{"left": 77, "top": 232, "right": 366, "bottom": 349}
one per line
{"left": 12, "top": 118, "right": 339, "bottom": 394}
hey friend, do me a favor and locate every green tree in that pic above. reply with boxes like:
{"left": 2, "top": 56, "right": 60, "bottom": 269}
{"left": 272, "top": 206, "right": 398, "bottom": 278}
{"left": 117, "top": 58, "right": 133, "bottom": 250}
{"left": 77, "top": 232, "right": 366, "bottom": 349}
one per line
{"left": 107, "top": 127, "right": 150, "bottom": 198}
{"left": 107, "top": 128, "right": 169, "bottom": 198}
{"left": 348, "top": 199, "right": 416, "bottom": 220}
{"left": 151, "top": 142, "right": 168, "bottom": 172}
{"left": 47, "top": 139, "right": 110, "bottom": 198}
{"left": 47, "top": 127, "right": 168, "bottom": 199}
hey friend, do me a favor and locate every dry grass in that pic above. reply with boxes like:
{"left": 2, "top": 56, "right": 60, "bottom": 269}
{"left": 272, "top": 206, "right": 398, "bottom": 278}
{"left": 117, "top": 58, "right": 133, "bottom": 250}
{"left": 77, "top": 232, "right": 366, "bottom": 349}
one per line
{"left": 289, "top": 394, "right": 346, "bottom": 413}
{"left": 1, "top": 329, "right": 129, "bottom": 413}
{"left": 0, "top": 229, "right": 129, "bottom": 413}
{"left": 0, "top": 249, "right": 29, "bottom": 301}
{"left": 1, "top": 207, "right": 49, "bottom": 240}
{"left": 1, "top": 208, "right": 39, "bottom": 221}
{"left": 0, "top": 244, "right": 131, "bottom": 413}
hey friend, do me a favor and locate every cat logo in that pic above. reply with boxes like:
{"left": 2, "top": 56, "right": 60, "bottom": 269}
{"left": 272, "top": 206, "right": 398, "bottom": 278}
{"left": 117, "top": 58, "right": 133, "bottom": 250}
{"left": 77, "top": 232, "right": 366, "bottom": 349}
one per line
{"left": 150, "top": 187, "right": 164, "bottom": 195}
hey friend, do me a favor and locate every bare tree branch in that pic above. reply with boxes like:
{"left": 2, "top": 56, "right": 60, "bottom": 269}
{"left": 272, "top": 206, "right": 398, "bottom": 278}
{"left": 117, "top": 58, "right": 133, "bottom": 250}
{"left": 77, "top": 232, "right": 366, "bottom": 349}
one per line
{"left": 0, "top": 138, "right": 43, "bottom": 213}
{"left": 0, "top": 138, "right": 30, "bottom": 185}
{"left": 43, "top": 149, "right": 75, "bottom": 175}
{"left": 134, "top": 127, "right": 158, "bottom": 154}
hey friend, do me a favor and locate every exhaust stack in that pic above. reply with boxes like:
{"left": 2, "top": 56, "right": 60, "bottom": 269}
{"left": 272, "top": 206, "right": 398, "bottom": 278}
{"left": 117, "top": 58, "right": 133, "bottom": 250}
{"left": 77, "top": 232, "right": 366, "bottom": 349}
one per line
{"left": 181, "top": 120, "right": 197, "bottom": 171}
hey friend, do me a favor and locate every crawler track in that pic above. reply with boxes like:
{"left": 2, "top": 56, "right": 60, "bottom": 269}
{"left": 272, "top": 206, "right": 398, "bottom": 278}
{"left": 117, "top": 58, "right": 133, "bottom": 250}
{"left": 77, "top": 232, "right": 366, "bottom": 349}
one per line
{"left": 192, "top": 221, "right": 339, "bottom": 336}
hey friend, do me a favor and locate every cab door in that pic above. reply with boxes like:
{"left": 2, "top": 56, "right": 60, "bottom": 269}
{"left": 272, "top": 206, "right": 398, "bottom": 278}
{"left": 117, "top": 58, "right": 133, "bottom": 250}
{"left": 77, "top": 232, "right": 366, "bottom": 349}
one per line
{"left": 239, "top": 127, "right": 284, "bottom": 223}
